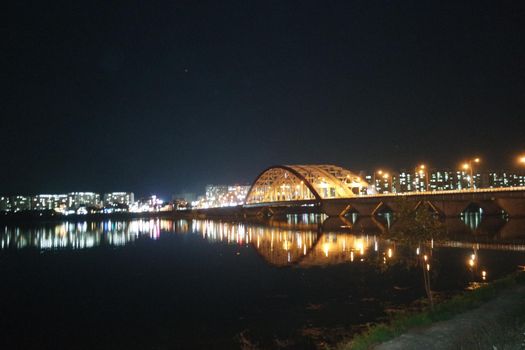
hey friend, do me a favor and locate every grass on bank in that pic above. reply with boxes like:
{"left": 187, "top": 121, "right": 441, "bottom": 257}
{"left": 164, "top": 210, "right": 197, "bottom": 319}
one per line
{"left": 339, "top": 271, "right": 525, "bottom": 350}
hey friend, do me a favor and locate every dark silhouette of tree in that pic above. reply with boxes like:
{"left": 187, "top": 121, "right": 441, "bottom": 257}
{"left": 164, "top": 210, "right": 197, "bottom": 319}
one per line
{"left": 386, "top": 200, "right": 445, "bottom": 309}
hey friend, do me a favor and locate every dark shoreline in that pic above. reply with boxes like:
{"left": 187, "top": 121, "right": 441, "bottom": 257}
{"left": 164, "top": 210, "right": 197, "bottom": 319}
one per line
{"left": 0, "top": 205, "right": 320, "bottom": 224}
{"left": 0, "top": 206, "right": 248, "bottom": 224}
{"left": 0, "top": 210, "right": 191, "bottom": 225}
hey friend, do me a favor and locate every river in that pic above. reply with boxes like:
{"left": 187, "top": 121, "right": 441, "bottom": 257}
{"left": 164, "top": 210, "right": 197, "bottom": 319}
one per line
{"left": 1, "top": 214, "right": 524, "bottom": 349}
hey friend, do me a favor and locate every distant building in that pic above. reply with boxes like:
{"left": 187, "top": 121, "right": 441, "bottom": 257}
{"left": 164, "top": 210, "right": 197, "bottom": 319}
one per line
{"left": 172, "top": 198, "right": 189, "bottom": 210}
{"left": 396, "top": 171, "right": 413, "bottom": 193}
{"left": 129, "top": 195, "right": 164, "bottom": 212}
{"left": 11, "top": 195, "right": 31, "bottom": 212}
{"left": 67, "top": 192, "right": 101, "bottom": 209}
{"left": 31, "top": 194, "right": 68, "bottom": 211}
{"left": 429, "top": 171, "right": 455, "bottom": 191}
{"left": 193, "top": 184, "right": 251, "bottom": 208}
{"left": 485, "top": 171, "right": 525, "bottom": 188}
{"left": 0, "top": 196, "right": 12, "bottom": 212}
{"left": 103, "top": 192, "right": 134, "bottom": 207}
{"left": 413, "top": 171, "right": 428, "bottom": 192}
{"left": 205, "top": 185, "right": 229, "bottom": 207}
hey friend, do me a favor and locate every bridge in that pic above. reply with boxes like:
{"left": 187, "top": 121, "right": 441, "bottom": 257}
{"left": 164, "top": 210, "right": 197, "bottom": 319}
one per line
{"left": 243, "top": 164, "right": 525, "bottom": 218}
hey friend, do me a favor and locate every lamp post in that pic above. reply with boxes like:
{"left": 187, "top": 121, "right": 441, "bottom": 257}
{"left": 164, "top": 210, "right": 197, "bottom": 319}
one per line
{"left": 462, "top": 158, "right": 480, "bottom": 190}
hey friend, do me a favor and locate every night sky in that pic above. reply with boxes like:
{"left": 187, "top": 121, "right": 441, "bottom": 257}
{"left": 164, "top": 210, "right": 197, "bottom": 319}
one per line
{"left": 3, "top": 1, "right": 525, "bottom": 197}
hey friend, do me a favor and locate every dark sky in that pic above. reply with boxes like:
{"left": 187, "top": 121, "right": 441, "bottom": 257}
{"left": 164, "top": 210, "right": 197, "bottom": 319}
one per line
{"left": 3, "top": 0, "right": 525, "bottom": 197}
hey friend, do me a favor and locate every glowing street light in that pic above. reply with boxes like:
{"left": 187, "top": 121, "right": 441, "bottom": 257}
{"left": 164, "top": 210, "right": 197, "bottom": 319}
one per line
{"left": 519, "top": 155, "right": 525, "bottom": 165}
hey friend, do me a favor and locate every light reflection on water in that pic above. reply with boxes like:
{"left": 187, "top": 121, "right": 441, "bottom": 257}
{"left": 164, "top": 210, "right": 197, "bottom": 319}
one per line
{"left": 1, "top": 214, "right": 525, "bottom": 282}
{"left": 1, "top": 213, "right": 525, "bottom": 349}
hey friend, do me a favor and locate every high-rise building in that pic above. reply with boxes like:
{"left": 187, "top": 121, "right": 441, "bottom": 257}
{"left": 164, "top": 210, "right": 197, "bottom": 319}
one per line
{"left": 67, "top": 192, "right": 101, "bottom": 209}
{"left": 129, "top": 195, "right": 164, "bottom": 212}
{"left": 0, "top": 196, "right": 12, "bottom": 212}
{"left": 194, "top": 184, "right": 251, "bottom": 208}
{"left": 396, "top": 171, "right": 413, "bottom": 193}
{"left": 31, "top": 194, "right": 68, "bottom": 210}
{"left": 429, "top": 171, "right": 455, "bottom": 191}
{"left": 485, "top": 171, "right": 525, "bottom": 188}
{"left": 11, "top": 196, "right": 31, "bottom": 212}
{"left": 413, "top": 171, "right": 428, "bottom": 192}
{"left": 103, "top": 192, "right": 134, "bottom": 207}
{"left": 205, "top": 185, "right": 229, "bottom": 207}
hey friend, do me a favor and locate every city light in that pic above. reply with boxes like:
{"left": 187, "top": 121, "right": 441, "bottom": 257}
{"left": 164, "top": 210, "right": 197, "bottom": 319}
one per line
{"left": 2, "top": 158, "right": 525, "bottom": 216}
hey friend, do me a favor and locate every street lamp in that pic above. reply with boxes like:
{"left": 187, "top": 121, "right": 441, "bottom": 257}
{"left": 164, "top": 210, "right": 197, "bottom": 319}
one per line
{"left": 462, "top": 158, "right": 481, "bottom": 190}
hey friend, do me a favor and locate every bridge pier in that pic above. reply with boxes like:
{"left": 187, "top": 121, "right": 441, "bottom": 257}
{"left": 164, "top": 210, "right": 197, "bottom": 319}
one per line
{"left": 429, "top": 200, "right": 471, "bottom": 217}
{"left": 496, "top": 198, "right": 525, "bottom": 218}
{"left": 347, "top": 202, "right": 382, "bottom": 217}
{"left": 350, "top": 217, "right": 386, "bottom": 235}
{"left": 381, "top": 200, "right": 418, "bottom": 213}
{"left": 321, "top": 201, "right": 352, "bottom": 217}
{"left": 322, "top": 216, "right": 353, "bottom": 231}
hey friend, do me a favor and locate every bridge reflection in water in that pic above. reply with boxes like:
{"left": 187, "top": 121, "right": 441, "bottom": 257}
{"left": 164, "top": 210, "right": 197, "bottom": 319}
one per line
{"left": 192, "top": 215, "right": 525, "bottom": 269}
{"left": 2, "top": 215, "right": 525, "bottom": 281}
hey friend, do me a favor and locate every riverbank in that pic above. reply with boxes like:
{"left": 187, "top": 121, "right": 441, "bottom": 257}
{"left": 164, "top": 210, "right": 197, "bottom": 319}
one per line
{"left": 340, "top": 271, "right": 525, "bottom": 350}
{"left": 0, "top": 205, "right": 321, "bottom": 224}
{"left": 0, "top": 210, "right": 192, "bottom": 224}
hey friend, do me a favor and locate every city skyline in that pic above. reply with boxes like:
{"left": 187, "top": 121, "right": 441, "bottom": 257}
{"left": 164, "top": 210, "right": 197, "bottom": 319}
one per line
{"left": 3, "top": 2, "right": 525, "bottom": 348}
{"left": 3, "top": 1, "right": 525, "bottom": 196}
{"left": 1, "top": 155, "right": 524, "bottom": 198}
{"left": 2, "top": 163, "right": 525, "bottom": 213}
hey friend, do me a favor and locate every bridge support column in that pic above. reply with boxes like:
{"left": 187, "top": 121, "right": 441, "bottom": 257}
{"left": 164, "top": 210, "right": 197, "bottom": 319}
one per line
{"left": 348, "top": 202, "right": 382, "bottom": 217}
{"left": 322, "top": 216, "right": 353, "bottom": 231}
{"left": 321, "top": 201, "right": 351, "bottom": 217}
{"left": 381, "top": 200, "right": 418, "bottom": 214}
{"left": 496, "top": 198, "right": 525, "bottom": 217}
{"left": 429, "top": 200, "right": 470, "bottom": 217}
{"left": 351, "top": 217, "right": 386, "bottom": 235}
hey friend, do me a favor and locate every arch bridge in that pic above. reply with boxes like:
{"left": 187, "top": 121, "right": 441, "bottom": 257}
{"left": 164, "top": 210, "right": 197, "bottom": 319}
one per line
{"left": 243, "top": 164, "right": 525, "bottom": 218}
{"left": 244, "top": 165, "right": 368, "bottom": 206}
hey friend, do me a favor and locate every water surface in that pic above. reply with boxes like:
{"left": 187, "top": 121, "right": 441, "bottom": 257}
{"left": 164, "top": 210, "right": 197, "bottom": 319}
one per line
{"left": 1, "top": 214, "right": 525, "bottom": 349}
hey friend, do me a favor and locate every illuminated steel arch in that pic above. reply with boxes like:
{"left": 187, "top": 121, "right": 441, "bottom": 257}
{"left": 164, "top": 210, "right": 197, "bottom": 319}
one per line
{"left": 245, "top": 165, "right": 369, "bottom": 205}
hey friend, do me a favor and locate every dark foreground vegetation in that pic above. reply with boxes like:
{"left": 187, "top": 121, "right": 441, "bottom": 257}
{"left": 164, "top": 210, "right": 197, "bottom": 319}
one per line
{"left": 339, "top": 271, "right": 525, "bottom": 350}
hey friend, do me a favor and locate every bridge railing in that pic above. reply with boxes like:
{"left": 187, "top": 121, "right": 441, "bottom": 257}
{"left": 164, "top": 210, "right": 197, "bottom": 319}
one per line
{"left": 359, "top": 186, "right": 525, "bottom": 199}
